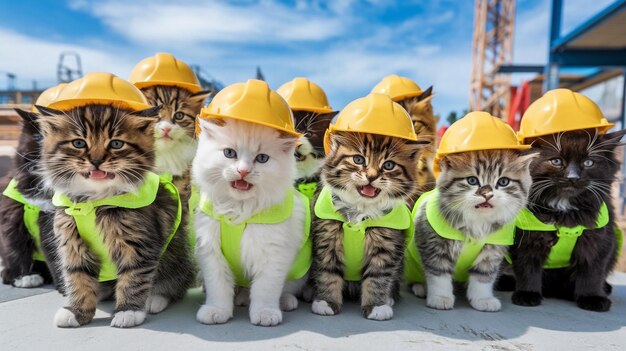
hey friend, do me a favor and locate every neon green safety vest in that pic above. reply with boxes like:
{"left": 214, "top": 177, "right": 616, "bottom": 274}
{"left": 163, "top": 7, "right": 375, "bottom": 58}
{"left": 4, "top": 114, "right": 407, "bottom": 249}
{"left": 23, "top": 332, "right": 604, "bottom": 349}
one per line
{"left": 314, "top": 185, "right": 412, "bottom": 282}
{"left": 2, "top": 179, "right": 45, "bottom": 261}
{"left": 52, "top": 172, "right": 181, "bottom": 282}
{"left": 297, "top": 182, "right": 318, "bottom": 200}
{"left": 405, "top": 190, "right": 515, "bottom": 283}
{"left": 160, "top": 172, "right": 199, "bottom": 249}
{"left": 199, "top": 188, "right": 312, "bottom": 287}
{"left": 514, "top": 203, "right": 622, "bottom": 269}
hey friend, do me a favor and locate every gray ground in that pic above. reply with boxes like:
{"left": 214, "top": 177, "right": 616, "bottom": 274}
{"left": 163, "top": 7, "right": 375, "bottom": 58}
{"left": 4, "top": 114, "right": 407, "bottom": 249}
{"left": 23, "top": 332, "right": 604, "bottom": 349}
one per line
{"left": 1, "top": 273, "right": 625, "bottom": 351}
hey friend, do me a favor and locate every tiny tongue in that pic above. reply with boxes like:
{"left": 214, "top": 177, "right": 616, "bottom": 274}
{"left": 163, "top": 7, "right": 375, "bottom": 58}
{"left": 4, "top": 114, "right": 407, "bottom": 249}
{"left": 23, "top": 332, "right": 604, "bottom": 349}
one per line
{"left": 89, "top": 170, "right": 108, "bottom": 179}
{"left": 233, "top": 180, "right": 251, "bottom": 190}
{"left": 360, "top": 184, "right": 377, "bottom": 197}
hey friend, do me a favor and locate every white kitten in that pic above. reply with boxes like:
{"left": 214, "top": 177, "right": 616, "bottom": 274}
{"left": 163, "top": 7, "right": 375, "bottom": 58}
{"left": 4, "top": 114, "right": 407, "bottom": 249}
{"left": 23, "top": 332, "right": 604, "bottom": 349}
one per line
{"left": 192, "top": 118, "right": 307, "bottom": 326}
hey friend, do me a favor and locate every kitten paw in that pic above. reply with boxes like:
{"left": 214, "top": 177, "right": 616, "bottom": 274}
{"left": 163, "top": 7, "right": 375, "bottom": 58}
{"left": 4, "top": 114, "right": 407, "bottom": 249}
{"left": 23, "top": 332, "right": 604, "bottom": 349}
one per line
{"left": 146, "top": 294, "right": 169, "bottom": 314}
{"left": 196, "top": 305, "right": 232, "bottom": 324}
{"left": 13, "top": 274, "right": 44, "bottom": 288}
{"left": 311, "top": 300, "right": 338, "bottom": 316}
{"left": 250, "top": 307, "right": 282, "bottom": 327}
{"left": 111, "top": 310, "right": 146, "bottom": 328}
{"left": 300, "top": 284, "right": 314, "bottom": 303}
{"left": 576, "top": 296, "right": 611, "bottom": 312}
{"left": 470, "top": 297, "right": 501, "bottom": 312}
{"left": 512, "top": 290, "right": 542, "bottom": 306}
{"left": 603, "top": 281, "right": 613, "bottom": 295}
{"left": 365, "top": 304, "right": 393, "bottom": 321}
{"left": 426, "top": 295, "right": 455, "bottom": 310}
{"left": 411, "top": 284, "right": 426, "bottom": 298}
{"left": 54, "top": 308, "right": 80, "bottom": 328}
{"left": 234, "top": 288, "right": 250, "bottom": 307}
{"left": 280, "top": 293, "right": 298, "bottom": 312}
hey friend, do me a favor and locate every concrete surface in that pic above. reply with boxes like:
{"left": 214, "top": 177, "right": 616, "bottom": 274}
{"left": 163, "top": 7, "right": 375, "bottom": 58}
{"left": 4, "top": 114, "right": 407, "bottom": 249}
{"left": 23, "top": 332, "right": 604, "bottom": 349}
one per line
{"left": 1, "top": 274, "right": 625, "bottom": 351}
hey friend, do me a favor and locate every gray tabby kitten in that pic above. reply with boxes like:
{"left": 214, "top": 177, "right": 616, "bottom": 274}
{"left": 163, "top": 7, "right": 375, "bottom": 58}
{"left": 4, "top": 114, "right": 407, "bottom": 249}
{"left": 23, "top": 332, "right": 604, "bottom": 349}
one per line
{"left": 410, "top": 150, "right": 532, "bottom": 311}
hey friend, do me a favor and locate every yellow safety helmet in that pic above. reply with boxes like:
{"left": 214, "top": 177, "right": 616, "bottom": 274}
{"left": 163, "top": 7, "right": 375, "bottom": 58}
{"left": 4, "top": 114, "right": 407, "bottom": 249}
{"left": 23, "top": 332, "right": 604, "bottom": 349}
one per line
{"left": 434, "top": 111, "right": 531, "bottom": 176}
{"left": 370, "top": 74, "right": 423, "bottom": 102}
{"left": 518, "top": 88, "right": 613, "bottom": 143}
{"left": 198, "top": 79, "right": 299, "bottom": 137}
{"left": 48, "top": 72, "right": 152, "bottom": 112}
{"left": 323, "top": 93, "right": 417, "bottom": 154}
{"left": 32, "top": 83, "right": 67, "bottom": 112}
{"left": 276, "top": 77, "right": 332, "bottom": 113}
{"left": 129, "top": 52, "right": 202, "bottom": 93}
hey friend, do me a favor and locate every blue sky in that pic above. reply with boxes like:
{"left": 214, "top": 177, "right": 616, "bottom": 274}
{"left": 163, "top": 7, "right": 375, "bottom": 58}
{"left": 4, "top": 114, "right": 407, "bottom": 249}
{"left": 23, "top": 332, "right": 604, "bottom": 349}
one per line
{"left": 0, "top": 0, "right": 616, "bottom": 118}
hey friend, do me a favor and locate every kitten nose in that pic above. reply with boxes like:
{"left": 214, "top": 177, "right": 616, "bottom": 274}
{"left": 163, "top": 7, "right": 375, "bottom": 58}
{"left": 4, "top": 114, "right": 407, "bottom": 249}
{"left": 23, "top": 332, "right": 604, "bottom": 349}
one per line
{"left": 238, "top": 169, "right": 250, "bottom": 178}
{"left": 477, "top": 185, "right": 493, "bottom": 201}
{"left": 162, "top": 126, "right": 172, "bottom": 136}
{"left": 566, "top": 164, "right": 580, "bottom": 181}
{"left": 90, "top": 159, "right": 104, "bottom": 168}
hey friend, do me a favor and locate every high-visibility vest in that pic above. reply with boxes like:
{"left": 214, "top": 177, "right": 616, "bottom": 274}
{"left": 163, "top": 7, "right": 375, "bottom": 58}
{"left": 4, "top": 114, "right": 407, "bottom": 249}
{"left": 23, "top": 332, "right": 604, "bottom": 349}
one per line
{"left": 2, "top": 179, "right": 45, "bottom": 261}
{"left": 52, "top": 172, "right": 181, "bottom": 282}
{"left": 199, "top": 188, "right": 311, "bottom": 287}
{"left": 405, "top": 189, "right": 515, "bottom": 283}
{"left": 297, "top": 182, "right": 318, "bottom": 200}
{"left": 160, "top": 172, "right": 198, "bottom": 249}
{"left": 314, "top": 185, "right": 412, "bottom": 281}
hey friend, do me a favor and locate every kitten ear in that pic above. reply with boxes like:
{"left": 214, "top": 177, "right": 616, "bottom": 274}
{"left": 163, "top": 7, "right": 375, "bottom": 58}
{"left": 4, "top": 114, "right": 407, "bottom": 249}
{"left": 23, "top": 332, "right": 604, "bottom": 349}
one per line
{"left": 14, "top": 108, "right": 38, "bottom": 124}
{"left": 130, "top": 105, "right": 162, "bottom": 118}
{"left": 190, "top": 90, "right": 211, "bottom": 105}
{"left": 515, "top": 151, "right": 540, "bottom": 169}
{"left": 34, "top": 105, "right": 64, "bottom": 116}
{"left": 197, "top": 117, "right": 225, "bottom": 138}
{"left": 277, "top": 131, "right": 299, "bottom": 152}
{"left": 418, "top": 86, "right": 433, "bottom": 100}
{"left": 599, "top": 128, "right": 626, "bottom": 151}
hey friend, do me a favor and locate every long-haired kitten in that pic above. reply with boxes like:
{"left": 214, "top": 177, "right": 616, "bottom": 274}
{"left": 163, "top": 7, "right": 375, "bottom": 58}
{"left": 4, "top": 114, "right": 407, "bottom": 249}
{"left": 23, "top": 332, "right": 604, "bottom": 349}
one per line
{"left": 396, "top": 86, "right": 437, "bottom": 205}
{"left": 410, "top": 150, "right": 532, "bottom": 311}
{"left": 193, "top": 117, "right": 307, "bottom": 327}
{"left": 37, "top": 104, "right": 195, "bottom": 328}
{"left": 510, "top": 129, "right": 626, "bottom": 312}
{"left": 292, "top": 110, "right": 336, "bottom": 195}
{"left": 0, "top": 109, "right": 61, "bottom": 289}
{"left": 311, "top": 132, "right": 422, "bottom": 320}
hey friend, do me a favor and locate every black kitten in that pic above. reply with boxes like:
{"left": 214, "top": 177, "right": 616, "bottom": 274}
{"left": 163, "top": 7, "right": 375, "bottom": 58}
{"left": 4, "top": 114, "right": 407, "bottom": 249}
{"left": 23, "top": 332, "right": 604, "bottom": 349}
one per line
{"left": 0, "top": 109, "right": 62, "bottom": 289}
{"left": 510, "top": 129, "right": 626, "bottom": 311}
{"left": 293, "top": 110, "right": 337, "bottom": 185}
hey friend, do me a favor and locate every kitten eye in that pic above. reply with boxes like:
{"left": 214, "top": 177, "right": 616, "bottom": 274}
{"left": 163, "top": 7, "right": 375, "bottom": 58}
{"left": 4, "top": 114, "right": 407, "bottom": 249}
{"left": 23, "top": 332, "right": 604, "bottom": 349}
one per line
{"left": 255, "top": 153, "right": 270, "bottom": 163}
{"left": 497, "top": 177, "right": 510, "bottom": 187}
{"left": 223, "top": 148, "right": 237, "bottom": 159}
{"left": 173, "top": 112, "right": 185, "bottom": 121}
{"left": 71, "top": 139, "right": 87, "bottom": 148}
{"left": 549, "top": 158, "right": 563, "bottom": 167}
{"left": 382, "top": 161, "right": 396, "bottom": 170}
{"left": 583, "top": 159, "right": 594, "bottom": 167}
{"left": 32, "top": 133, "right": 43, "bottom": 142}
{"left": 353, "top": 155, "right": 366, "bottom": 165}
{"left": 467, "top": 176, "right": 479, "bottom": 186}
{"left": 109, "top": 140, "right": 124, "bottom": 149}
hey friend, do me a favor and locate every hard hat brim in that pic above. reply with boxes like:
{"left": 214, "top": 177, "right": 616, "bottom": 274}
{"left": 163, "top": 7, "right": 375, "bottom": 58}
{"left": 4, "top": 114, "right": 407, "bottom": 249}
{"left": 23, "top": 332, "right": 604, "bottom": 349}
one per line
{"left": 390, "top": 91, "right": 423, "bottom": 102}
{"left": 518, "top": 123, "right": 614, "bottom": 143}
{"left": 290, "top": 105, "right": 334, "bottom": 114}
{"left": 200, "top": 113, "right": 302, "bottom": 138}
{"left": 433, "top": 145, "right": 532, "bottom": 178}
{"left": 49, "top": 98, "right": 153, "bottom": 112}
{"left": 134, "top": 80, "right": 203, "bottom": 93}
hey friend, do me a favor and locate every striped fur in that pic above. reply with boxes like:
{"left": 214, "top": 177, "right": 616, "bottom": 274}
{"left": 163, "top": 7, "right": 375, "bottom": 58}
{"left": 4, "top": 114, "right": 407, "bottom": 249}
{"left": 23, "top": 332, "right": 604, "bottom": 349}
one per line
{"left": 311, "top": 132, "right": 422, "bottom": 320}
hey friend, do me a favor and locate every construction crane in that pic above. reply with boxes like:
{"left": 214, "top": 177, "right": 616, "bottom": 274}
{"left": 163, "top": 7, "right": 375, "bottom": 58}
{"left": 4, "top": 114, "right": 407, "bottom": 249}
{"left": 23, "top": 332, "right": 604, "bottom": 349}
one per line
{"left": 469, "top": 0, "right": 516, "bottom": 118}
{"left": 57, "top": 51, "right": 83, "bottom": 83}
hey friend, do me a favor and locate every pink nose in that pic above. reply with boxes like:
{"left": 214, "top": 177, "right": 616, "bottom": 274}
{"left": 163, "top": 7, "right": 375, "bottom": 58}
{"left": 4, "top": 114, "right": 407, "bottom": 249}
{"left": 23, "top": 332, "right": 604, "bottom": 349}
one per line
{"left": 238, "top": 170, "right": 250, "bottom": 178}
{"left": 162, "top": 127, "right": 172, "bottom": 136}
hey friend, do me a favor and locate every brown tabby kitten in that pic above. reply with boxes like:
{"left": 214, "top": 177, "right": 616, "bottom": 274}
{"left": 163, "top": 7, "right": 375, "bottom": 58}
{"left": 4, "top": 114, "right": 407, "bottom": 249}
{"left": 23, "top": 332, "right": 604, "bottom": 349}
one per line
{"left": 311, "top": 132, "right": 423, "bottom": 320}
{"left": 36, "top": 104, "right": 195, "bottom": 328}
{"left": 292, "top": 110, "right": 337, "bottom": 184}
{"left": 396, "top": 86, "right": 437, "bottom": 206}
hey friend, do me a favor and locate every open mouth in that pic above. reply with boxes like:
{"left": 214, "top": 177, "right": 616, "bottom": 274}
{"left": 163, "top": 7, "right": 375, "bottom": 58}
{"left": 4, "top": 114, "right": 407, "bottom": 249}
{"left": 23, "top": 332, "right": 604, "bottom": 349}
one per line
{"left": 87, "top": 170, "right": 115, "bottom": 180}
{"left": 231, "top": 179, "right": 253, "bottom": 191}
{"left": 475, "top": 202, "right": 493, "bottom": 209}
{"left": 358, "top": 184, "right": 380, "bottom": 198}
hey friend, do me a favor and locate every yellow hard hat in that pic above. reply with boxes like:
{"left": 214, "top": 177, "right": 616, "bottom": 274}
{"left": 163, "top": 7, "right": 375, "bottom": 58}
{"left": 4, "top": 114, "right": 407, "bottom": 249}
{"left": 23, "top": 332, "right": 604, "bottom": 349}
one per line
{"left": 129, "top": 52, "right": 202, "bottom": 93}
{"left": 323, "top": 93, "right": 417, "bottom": 154}
{"left": 434, "top": 111, "right": 531, "bottom": 176}
{"left": 276, "top": 77, "right": 332, "bottom": 113}
{"left": 32, "top": 83, "right": 67, "bottom": 112}
{"left": 518, "top": 88, "right": 613, "bottom": 143}
{"left": 198, "top": 79, "right": 299, "bottom": 137}
{"left": 48, "top": 72, "right": 152, "bottom": 112}
{"left": 370, "top": 74, "right": 423, "bottom": 102}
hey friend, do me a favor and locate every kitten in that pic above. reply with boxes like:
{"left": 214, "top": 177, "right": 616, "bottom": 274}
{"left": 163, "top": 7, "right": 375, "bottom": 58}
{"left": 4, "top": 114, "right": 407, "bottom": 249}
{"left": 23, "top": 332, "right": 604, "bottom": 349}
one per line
{"left": 408, "top": 150, "right": 532, "bottom": 311}
{"left": 193, "top": 117, "right": 308, "bottom": 327}
{"left": 311, "top": 132, "right": 421, "bottom": 320}
{"left": 37, "top": 104, "right": 195, "bottom": 328}
{"left": 510, "top": 129, "right": 626, "bottom": 312}
{"left": 0, "top": 109, "right": 62, "bottom": 289}
{"left": 396, "top": 86, "right": 437, "bottom": 205}
{"left": 292, "top": 110, "right": 336, "bottom": 194}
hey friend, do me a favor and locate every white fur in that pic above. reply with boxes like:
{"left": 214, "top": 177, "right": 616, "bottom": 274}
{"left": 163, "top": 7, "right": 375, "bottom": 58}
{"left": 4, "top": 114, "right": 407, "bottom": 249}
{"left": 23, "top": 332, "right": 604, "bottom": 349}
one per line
{"left": 411, "top": 283, "right": 426, "bottom": 298}
{"left": 547, "top": 197, "right": 576, "bottom": 211}
{"left": 367, "top": 304, "right": 393, "bottom": 321}
{"left": 13, "top": 273, "right": 44, "bottom": 288}
{"left": 467, "top": 276, "right": 501, "bottom": 312}
{"left": 311, "top": 300, "right": 335, "bottom": 315}
{"left": 154, "top": 120, "right": 197, "bottom": 176}
{"left": 295, "top": 138, "right": 324, "bottom": 180}
{"left": 146, "top": 294, "right": 169, "bottom": 314}
{"left": 193, "top": 118, "right": 305, "bottom": 326}
{"left": 21, "top": 196, "right": 55, "bottom": 212}
{"left": 110, "top": 310, "right": 146, "bottom": 328}
{"left": 426, "top": 274, "right": 455, "bottom": 310}
{"left": 54, "top": 308, "right": 80, "bottom": 328}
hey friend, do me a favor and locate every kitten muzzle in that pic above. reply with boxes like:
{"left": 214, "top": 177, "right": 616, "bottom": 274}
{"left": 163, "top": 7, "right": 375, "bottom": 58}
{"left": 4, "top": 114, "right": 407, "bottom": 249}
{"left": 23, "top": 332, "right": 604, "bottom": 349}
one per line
{"left": 231, "top": 179, "right": 253, "bottom": 191}
{"left": 358, "top": 184, "right": 380, "bottom": 198}
{"left": 475, "top": 201, "right": 493, "bottom": 209}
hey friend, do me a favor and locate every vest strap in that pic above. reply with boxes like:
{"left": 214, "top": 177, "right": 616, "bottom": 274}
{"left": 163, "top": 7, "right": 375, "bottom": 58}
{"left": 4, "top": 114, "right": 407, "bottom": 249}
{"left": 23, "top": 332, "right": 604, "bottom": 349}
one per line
{"left": 2, "top": 179, "right": 45, "bottom": 261}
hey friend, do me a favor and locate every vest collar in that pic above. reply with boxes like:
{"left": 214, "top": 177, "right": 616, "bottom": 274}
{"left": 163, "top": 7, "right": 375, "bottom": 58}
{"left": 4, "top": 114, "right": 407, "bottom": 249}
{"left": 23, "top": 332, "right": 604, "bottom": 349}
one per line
{"left": 3, "top": 178, "right": 27, "bottom": 204}
{"left": 516, "top": 202, "right": 609, "bottom": 237}
{"left": 200, "top": 188, "right": 294, "bottom": 225}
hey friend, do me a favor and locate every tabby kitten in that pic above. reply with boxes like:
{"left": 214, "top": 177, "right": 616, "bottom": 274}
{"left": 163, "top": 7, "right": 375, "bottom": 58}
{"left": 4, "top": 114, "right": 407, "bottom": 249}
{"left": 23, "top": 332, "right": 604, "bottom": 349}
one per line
{"left": 510, "top": 129, "right": 626, "bottom": 311}
{"left": 193, "top": 117, "right": 307, "bottom": 327}
{"left": 396, "top": 86, "right": 437, "bottom": 205}
{"left": 311, "top": 132, "right": 421, "bottom": 320}
{"left": 293, "top": 110, "right": 337, "bottom": 185}
{"left": 0, "top": 109, "right": 61, "bottom": 289}
{"left": 37, "top": 104, "right": 195, "bottom": 328}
